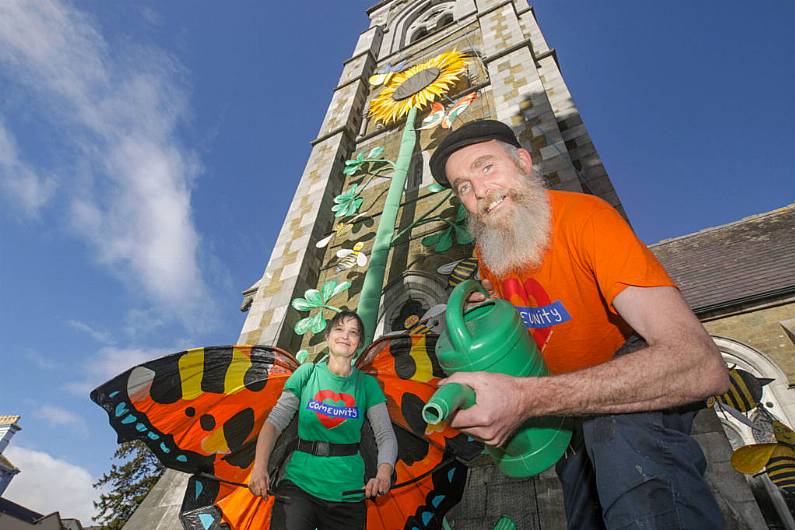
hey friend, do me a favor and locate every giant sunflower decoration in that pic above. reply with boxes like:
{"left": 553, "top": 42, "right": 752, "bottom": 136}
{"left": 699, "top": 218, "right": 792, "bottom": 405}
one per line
{"left": 368, "top": 50, "right": 469, "bottom": 125}
{"left": 356, "top": 50, "right": 471, "bottom": 344}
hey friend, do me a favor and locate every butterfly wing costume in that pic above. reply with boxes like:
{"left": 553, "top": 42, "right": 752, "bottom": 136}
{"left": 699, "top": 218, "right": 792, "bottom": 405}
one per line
{"left": 91, "top": 335, "right": 481, "bottom": 530}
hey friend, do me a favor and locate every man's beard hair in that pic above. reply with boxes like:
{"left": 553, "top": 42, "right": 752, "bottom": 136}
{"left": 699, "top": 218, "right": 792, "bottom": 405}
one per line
{"left": 468, "top": 165, "right": 551, "bottom": 276}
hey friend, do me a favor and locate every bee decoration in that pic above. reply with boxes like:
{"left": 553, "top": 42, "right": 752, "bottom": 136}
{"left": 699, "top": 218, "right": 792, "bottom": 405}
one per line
{"left": 437, "top": 257, "right": 479, "bottom": 289}
{"left": 335, "top": 242, "right": 368, "bottom": 272}
{"left": 732, "top": 418, "right": 795, "bottom": 494}
{"left": 383, "top": 304, "right": 447, "bottom": 337}
{"left": 707, "top": 367, "right": 775, "bottom": 413}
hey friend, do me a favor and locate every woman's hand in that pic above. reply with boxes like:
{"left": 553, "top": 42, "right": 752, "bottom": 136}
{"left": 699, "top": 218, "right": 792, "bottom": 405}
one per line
{"left": 248, "top": 466, "right": 270, "bottom": 498}
{"left": 365, "top": 463, "right": 393, "bottom": 498}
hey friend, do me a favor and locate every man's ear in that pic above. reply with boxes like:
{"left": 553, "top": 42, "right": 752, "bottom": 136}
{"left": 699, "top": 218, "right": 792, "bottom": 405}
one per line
{"left": 516, "top": 148, "right": 533, "bottom": 172}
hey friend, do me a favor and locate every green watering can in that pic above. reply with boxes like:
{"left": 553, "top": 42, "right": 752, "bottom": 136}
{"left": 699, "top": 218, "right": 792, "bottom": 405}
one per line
{"left": 422, "top": 280, "right": 572, "bottom": 477}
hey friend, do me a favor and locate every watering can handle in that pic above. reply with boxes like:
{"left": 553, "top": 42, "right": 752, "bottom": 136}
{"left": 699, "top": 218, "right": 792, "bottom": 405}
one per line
{"left": 446, "top": 279, "right": 490, "bottom": 354}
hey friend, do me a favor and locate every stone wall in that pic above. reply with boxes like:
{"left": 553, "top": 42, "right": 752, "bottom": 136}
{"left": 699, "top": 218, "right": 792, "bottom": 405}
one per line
{"left": 703, "top": 297, "right": 795, "bottom": 384}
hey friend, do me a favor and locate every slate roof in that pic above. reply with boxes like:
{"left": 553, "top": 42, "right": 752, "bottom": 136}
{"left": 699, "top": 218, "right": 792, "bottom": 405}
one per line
{"left": 650, "top": 205, "right": 795, "bottom": 313}
{"left": 0, "top": 496, "right": 43, "bottom": 523}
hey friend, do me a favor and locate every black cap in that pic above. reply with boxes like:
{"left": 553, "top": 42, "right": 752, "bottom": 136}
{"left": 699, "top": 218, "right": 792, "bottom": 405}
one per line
{"left": 429, "top": 119, "right": 520, "bottom": 187}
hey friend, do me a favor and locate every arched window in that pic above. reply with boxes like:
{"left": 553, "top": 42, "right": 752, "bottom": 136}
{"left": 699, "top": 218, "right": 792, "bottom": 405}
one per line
{"left": 711, "top": 336, "right": 795, "bottom": 526}
{"left": 410, "top": 26, "right": 428, "bottom": 44}
{"left": 385, "top": 1, "right": 457, "bottom": 54}
{"left": 436, "top": 13, "right": 454, "bottom": 31}
{"left": 377, "top": 271, "right": 447, "bottom": 336}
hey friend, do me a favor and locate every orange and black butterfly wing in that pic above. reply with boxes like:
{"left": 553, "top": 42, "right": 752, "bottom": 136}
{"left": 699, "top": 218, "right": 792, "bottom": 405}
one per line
{"left": 181, "top": 474, "right": 276, "bottom": 530}
{"left": 356, "top": 333, "right": 482, "bottom": 529}
{"left": 90, "top": 345, "right": 299, "bottom": 530}
{"left": 357, "top": 333, "right": 483, "bottom": 462}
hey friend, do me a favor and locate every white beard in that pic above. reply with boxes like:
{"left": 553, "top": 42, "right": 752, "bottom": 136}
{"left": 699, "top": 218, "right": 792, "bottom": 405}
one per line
{"left": 468, "top": 167, "right": 552, "bottom": 276}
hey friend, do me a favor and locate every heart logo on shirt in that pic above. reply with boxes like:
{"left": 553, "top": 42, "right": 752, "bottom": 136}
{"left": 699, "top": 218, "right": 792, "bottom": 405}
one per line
{"left": 312, "top": 390, "right": 357, "bottom": 429}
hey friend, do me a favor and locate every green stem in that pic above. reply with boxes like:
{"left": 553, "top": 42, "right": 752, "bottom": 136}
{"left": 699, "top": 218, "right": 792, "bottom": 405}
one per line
{"left": 390, "top": 190, "right": 452, "bottom": 246}
{"left": 356, "top": 107, "right": 417, "bottom": 345}
{"left": 321, "top": 304, "right": 341, "bottom": 313}
{"left": 366, "top": 158, "right": 395, "bottom": 168}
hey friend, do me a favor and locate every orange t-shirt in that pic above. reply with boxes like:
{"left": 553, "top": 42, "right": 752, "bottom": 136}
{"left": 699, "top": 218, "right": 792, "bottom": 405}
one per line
{"left": 478, "top": 190, "right": 675, "bottom": 375}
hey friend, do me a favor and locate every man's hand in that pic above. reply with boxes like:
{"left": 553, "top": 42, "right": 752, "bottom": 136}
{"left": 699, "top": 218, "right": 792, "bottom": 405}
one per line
{"left": 439, "top": 371, "right": 531, "bottom": 447}
{"left": 248, "top": 466, "right": 270, "bottom": 498}
{"left": 364, "top": 463, "right": 393, "bottom": 498}
{"left": 464, "top": 278, "right": 495, "bottom": 309}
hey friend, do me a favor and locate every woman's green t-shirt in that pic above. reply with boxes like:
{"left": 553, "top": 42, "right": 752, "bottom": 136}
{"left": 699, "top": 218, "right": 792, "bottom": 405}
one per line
{"left": 282, "top": 361, "right": 386, "bottom": 502}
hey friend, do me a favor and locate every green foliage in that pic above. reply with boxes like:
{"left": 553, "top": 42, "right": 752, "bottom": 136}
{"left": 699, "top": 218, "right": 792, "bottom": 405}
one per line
{"left": 296, "top": 349, "right": 310, "bottom": 364}
{"left": 92, "top": 440, "right": 164, "bottom": 530}
{"left": 421, "top": 203, "right": 474, "bottom": 252}
{"left": 291, "top": 279, "right": 351, "bottom": 335}
{"left": 342, "top": 146, "right": 387, "bottom": 176}
{"left": 331, "top": 184, "right": 364, "bottom": 218}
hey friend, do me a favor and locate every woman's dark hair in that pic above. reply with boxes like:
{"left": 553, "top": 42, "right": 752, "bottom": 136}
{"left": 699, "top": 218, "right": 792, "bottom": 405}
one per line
{"left": 325, "top": 310, "right": 365, "bottom": 345}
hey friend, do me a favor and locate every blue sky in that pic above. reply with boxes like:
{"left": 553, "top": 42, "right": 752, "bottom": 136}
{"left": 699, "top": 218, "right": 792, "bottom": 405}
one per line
{"left": 0, "top": 0, "right": 792, "bottom": 523}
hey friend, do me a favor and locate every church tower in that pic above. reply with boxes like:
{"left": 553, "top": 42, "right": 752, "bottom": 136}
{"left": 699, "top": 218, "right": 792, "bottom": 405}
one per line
{"left": 124, "top": 2, "right": 763, "bottom": 528}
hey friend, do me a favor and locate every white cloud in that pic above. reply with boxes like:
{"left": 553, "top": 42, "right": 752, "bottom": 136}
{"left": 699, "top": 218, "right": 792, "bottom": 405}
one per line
{"left": 35, "top": 405, "right": 89, "bottom": 437}
{"left": 0, "top": 120, "right": 57, "bottom": 217}
{"left": 26, "top": 350, "right": 59, "bottom": 370}
{"left": 68, "top": 319, "right": 114, "bottom": 345}
{"left": 0, "top": 1, "right": 215, "bottom": 329}
{"left": 66, "top": 345, "right": 168, "bottom": 396}
{"left": 3, "top": 445, "right": 98, "bottom": 525}
{"left": 123, "top": 307, "right": 167, "bottom": 338}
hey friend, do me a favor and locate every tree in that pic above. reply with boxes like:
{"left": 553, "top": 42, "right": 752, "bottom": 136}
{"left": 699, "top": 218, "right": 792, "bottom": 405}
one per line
{"left": 93, "top": 440, "right": 164, "bottom": 530}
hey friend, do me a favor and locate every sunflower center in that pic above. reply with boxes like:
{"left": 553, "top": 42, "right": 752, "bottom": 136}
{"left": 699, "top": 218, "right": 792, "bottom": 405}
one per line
{"left": 392, "top": 67, "right": 441, "bottom": 101}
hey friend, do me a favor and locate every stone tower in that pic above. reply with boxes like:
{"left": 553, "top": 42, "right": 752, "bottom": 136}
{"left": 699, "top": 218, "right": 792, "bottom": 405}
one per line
{"left": 124, "top": 2, "right": 763, "bottom": 528}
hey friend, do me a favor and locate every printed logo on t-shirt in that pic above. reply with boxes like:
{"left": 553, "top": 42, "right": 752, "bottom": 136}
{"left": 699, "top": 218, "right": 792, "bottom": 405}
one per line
{"left": 308, "top": 390, "right": 358, "bottom": 429}
{"left": 500, "top": 277, "right": 569, "bottom": 351}
{"left": 515, "top": 301, "right": 571, "bottom": 328}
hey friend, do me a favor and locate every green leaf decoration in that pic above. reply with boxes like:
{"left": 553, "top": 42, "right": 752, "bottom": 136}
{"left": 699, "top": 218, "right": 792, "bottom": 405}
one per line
{"left": 309, "top": 312, "right": 327, "bottom": 334}
{"left": 427, "top": 182, "right": 445, "bottom": 193}
{"left": 435, "top": 230, "right": 454, "bottom": 252}
{"left": 321, "top": 279, "right": 337, "bottom": 302}
{"left": 342, "top": 165, "right": 358, "bottom": 176}
{"left": 291, "top": 298, "right": 313, "bottom": 311}
{"left": 291, "top": 279, "right": 351, "bottom": 336}
{"left": 305, "top": 289, "right": 323, "bottom": 306}
{"left": 296, "top": 350, "right": 310, "bottom": 364}
{"left": 455, "top": 203, "right": 468, "bottom": 222}
{"left": 454, "top": 224, "right": 474, "bottom": 245}
{"left": 295, "top": 315, "right": 317, "bottom": 335}
{"left": 331, "top": 280, "right": 352, "bottom": 299}
{"left": 344, "top": 155, "right": 362, "bottom": 167}
{"left": 421, "top": 232, "right": 442, "bottom": 247}
{"left": 332, "top": 184, "right": 363, "bottom": 218}
{"left": 367, "top": 146, "right": 385, "bottom": 159}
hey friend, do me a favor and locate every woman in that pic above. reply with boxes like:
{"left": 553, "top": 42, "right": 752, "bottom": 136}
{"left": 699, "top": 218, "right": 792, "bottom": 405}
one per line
{"left": 249, "top": 310, "right": 398, "bottom": 530}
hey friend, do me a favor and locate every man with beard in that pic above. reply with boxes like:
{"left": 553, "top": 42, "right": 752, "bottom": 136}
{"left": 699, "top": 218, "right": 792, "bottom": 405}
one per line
{"left": 428, "top": 120, "right": 729, "bottom": 529}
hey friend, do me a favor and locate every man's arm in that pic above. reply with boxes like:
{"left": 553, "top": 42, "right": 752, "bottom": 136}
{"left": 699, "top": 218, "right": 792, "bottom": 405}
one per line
{"left": 444, "top": 286, "right": 729, "bottom": 446}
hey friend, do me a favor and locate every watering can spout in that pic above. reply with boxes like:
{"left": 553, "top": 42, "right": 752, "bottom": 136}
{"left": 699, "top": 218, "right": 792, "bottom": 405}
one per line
{"left": 422, "top": 383, "right": 476, "bottom": 425}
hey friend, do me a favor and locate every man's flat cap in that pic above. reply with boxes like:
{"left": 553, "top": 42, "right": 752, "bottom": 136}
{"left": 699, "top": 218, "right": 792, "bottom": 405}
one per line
{"left": 429, "top": 119, "right": 520, "bottom": 187}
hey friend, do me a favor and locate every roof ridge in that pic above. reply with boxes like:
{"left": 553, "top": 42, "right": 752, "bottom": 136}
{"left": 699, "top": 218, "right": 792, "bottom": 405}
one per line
{"left": 650, "top": 203, "right": 795, "bottom": 247}
{"left": 0, "top": 415, "right": 21, "bottom": 426}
